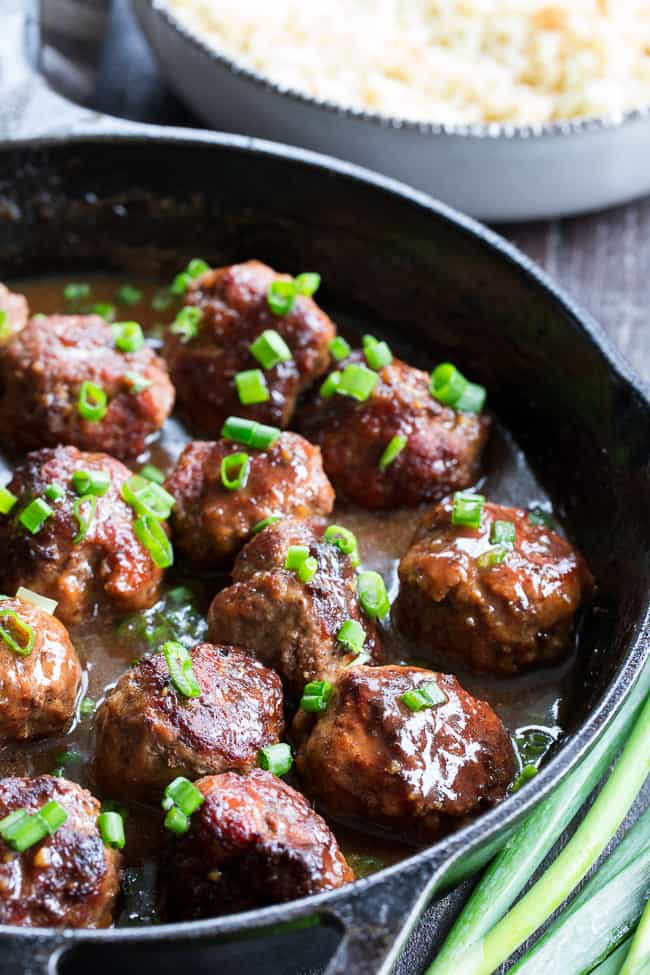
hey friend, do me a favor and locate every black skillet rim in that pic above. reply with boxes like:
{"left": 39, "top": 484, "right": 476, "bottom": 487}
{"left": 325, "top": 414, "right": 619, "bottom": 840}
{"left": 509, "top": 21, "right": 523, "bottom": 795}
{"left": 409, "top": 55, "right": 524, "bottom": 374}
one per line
{"left": 0, "top": 125, "right": 648, "bottom": 943}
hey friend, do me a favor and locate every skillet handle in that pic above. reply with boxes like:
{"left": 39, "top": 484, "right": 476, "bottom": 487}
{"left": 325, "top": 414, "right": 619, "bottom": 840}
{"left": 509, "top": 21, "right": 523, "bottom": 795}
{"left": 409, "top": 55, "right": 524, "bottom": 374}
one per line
{"left": 320, "top": 859, "right": 443, "bottom": 975}
{"left": 0, "top": 0, "right": 132, "bottom": 141}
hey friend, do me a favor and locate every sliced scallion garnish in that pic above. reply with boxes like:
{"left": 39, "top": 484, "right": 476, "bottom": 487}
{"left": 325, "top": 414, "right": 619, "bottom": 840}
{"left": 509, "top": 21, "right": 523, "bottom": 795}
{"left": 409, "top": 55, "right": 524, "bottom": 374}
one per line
{"left": 115, "top": 284, "right": 142, "bottom": 306}
{"left": 78, "top": 381, "right": 107, "bottom": 422}
{"left": 335, "top": 363, "right": 378, "bottom": 402}
{"left": 97, "top": 810, "right": 125, "bottom": 849}
{"left": 300, "top": 679, "right": 333, "bottom": 713}
{"left": 134, "top": 515, "right": 174, "bottom": 568}
{"left": 170, "top": 306, "right": 202, "bottom": 343}
{"left": 221, "top": 416, "right": 280, "bottom": 450}
{"left": 250, "top": 329, "right": 292, "bottom": 369}
{"left": 220, "top": 453, "right": 250, "bottom": 491}
{"left": 451, "top": 492, "right": 485, "bottom": 529}
{"left": 72, "top": 495, "right": 97, "bottom": 544}
{"left": 113, "top": 320, "right": 145, "bottom": 354}
{"left": 336, "top": 619, "right": 365, "bottom": 655}
{"left": 430, "top": 362, "right": 486, "bottom": 414}
{"left": 379, "top": 434, "right": 407, "bottom": 471}
{"left": 257, "top": 742, "right": 293, "bottom": 777}
{"left": 324, "top": 524, "right": 360, "bottom": 567}
{"left": 162, "top": 640, "right": 201, "bottom": 698}
{"left": 18, "top": 498, "right": 53, "bottom": 534}
{"left": 0, "top": 485, "right": 17, "bottom": 515}
{"left": 235, "top": 368, "right": 270, "bottom": 405}
{"left": 328, "top": 336, "right": 351, "bottom": 361}
{"left": 357, "top": 571, "right": 390, "bottom": 620}
{"left": 72, "top": 469, "right": 110, "bottom": 497}
{"left": 0, "top": 610, "right": 34, "bottom": 656}
{"left": 363, "top": 334, "right": 393, "bottom": 371}
{"left": 401, "top": 682, "right": 447, "bottom": 712}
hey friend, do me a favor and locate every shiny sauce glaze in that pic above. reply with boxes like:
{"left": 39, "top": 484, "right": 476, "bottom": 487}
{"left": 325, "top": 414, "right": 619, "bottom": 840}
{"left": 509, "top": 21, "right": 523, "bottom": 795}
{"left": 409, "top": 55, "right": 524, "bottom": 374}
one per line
{"left": 0, "top": 276, "right": 581, "bottom": 924}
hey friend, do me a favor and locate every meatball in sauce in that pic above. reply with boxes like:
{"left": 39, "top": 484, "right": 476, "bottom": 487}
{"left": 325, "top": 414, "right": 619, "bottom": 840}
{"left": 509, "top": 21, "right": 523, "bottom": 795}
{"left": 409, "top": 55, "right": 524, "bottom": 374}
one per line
{"left": 394, "top": 498, "right": 594, "bottom": 674}
{"left": 163, "top": 261, "right": 335, "bottom": 435}
{"left": 95, "top": 643, "right": 284, "bottom": 801}
{"left": 166, "top": 432, "right": 334, "bottom": 567}
{"left": 294, "top": 665, "right": 515, "bottom": 841}
{"left": 299, "top": 351, "right": 490, "bottom": 509}
{"left": 164, "top": 769, "right": 353, "bottom": 920}
{"left": 0, "top": 775, "right": 121, "bottom": 928}
{"left": 208, "top": 519, "right": 381, "bottom": 696}
{"left": 0, "top": 597, "right": 81, "bottom": 741}
{"left": 0, "top": 312, "right": 174, "bottom": 459}
{"left": 0, "top": 446, "right": 165, "bottom": 625}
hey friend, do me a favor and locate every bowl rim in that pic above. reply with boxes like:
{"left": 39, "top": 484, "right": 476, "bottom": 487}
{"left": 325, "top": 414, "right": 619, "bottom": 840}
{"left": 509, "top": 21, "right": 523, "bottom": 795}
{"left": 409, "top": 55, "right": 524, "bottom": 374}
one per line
{"left": 142, "top": 0, "right": 650, "bottom": 140}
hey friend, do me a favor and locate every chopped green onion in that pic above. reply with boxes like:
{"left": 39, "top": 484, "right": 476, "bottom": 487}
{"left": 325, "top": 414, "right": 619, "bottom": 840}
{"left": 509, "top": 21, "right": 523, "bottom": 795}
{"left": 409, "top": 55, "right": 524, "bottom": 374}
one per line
{"left": 19, "top": 498, "right": 53, "bottom": 534}
{"left": 170, "top": 306, "right": 202, "bottom": 343}
{"left": 79, "top": 697, "right": 96, "bottom": 717}
{"left": 64, "top": 283, "right": 90, "bottom": 304}
{"left": 162, "top": 640, "right": 201, "bottom": 698}
{"left": 363, "top": 334, "right": 393, "bottom": 370}
{"left": 235, "top": 368, "right": 270, "bottom": 405}
{"left": 72, "top": 469, "right": 110, "bottom": 497}
{"left": 164, "top": 777, "right": 205, "bottom": 816}
{"left": 134, "top": 516, "right": 174, "bottom": 568}
{"left": 284, "top": 545, "right": 318, "bottom": 583}
{"left": 379, "top": 435, "right": 407, "bottom": 471}
{"left": 294, "top": 272, "right": 321, "bottom": 297}
{"left": 476, "top": 545, "right": 510, "bottom": 569}
{"left": 0, "top": 310, "right": 9, "bottom": 340}
{"left": 250, "top": 329, "right": 292, "bottom": 369}
{"left": 122, "top": 475, "right": 175, "bottom": 520}
{"left": 72, "top": 495, "right": 97, "bottom": 543}
{"left": 78, "top": 381, "right": 107, "bottom": 422}
{"left": 324, "top": 524, "right": 360, "bottom": 567}
{"left": 335, "top": 363, "right": 379, "bottom": 402}
{"left": 451, "top": 492, "right": 485, "bottom": 529}
{"left": 267, "top": 280, "right": 298, "bottom": 316}
{"left": 152, "top": 287, "right": 173, "bottom": 311}
{"left": 221, "top": 416, "right": 280, "bottom": 450}
{"left": 430, "top": 363, "right": 486, "bottom": 414}
{"left": 97, "top": 811, "right": 125, "bottom": 849}
{"left": 357, "top": 571, "right": 390, "bottom": 620}
{"left": 0, "top": 800, "right": 67, "bottom": 852}
{"left": 171, "top": 258, "right": 209, "bottom": 295}
{"left": 16, "top": 588, "right": 57, "bottom": 615}
{"left": 328, "top": 337, "right": 351, "bottom": 361}
{"left": 0, "top": 485, "right": 17, "bottom": 514}
{"left": 528, "top": 506, "right": 556, "bottom": 529}
{"left": 90, "top": 302, "right": 116, "bottom": 322}
{"left": 300, "top": 679, "right": 333, "bottom": 713}
{"left": 336, "top": 619, "right": 366, "bottom": 655}
{"left": 251, "top": 515, "right": 281, "bottom": 534}
{"left": 113, "top": 320, "right": 145, "bottom": 354}
{"left": 124, "top": 371, "right": 152, "bottom": 394}
{"left": 511, "top": 765, "right": 539, "bottom": 792}
{"left": 54, "top": 750, "right": 83, "bottom": 766}
{"left": 401, "top": 682, "right": 448, "bottom": 712}
{"left": 164, "top": 806, "right": 190, "bottom": 834}
{"left": 320, "top": 371, "right": 342, "bottom": 398}
{"left": 0, "top": 610, "right": 34, "bottom": 656}
{"left": 490, "top": 520, "right": 516, "bottom": 546}
{"left": 220, "top": 453, "right": 250, "bottom": 491}
{"left": 257, "top": 743, "right": 293, "bottom": 776}
{"left": 140, "top": 464, "right": 165, "bottom": 485}
{"left": 115, "top": 284, "right": 142, "bottom": 306}
{"left": 45, "top": 483, "right": 65, "bottom": 503}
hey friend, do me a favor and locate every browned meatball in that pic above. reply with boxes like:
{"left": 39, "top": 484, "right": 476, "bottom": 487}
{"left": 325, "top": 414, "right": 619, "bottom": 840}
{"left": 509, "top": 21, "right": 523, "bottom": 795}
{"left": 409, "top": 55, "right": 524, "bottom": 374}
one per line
{"left": 0, "top": 446, "right": 165, "bottom": 626}
{"left": 393, "top": 499, "right": 594, "bottom": 674}
{"left": 0, "top": 597, "right": 81, "bottom": 741}
{"left": 95, "top": 643, "right": 284, "bottom": 801}
{"left": 166, "top": 432, "right": 335, "bottom": 567}
{"left": 0, "top": 283, "right": 28, "bottom": 341}
{"left": 163, "top": 261, "right": 335, "bottom": 434}
{"left": 294, "top": 665, "right": 515, "bottom": 840}
{"left": 299, "top": 351, "right": 490, "bottom": 508}
{"left": 0, "top": 313, "right": 174, "bottom": 458}
{"left": 164, "top": 769, "right": 353, "bottom": 919}
{"left": 0, "top": 775, "right": 121, "bottom": 928}
{"left": 208, "top": 519, "right": 381, "bottom": 696}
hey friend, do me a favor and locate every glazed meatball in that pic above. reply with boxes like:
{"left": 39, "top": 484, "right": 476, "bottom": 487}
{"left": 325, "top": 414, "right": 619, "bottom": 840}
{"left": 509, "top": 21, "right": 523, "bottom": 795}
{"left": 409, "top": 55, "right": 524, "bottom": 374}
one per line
{"left": 0, "top": 597, "right": 81, "bottom": 741}
{"left": 164, "top": 261, "right": 335, "bottom": 434}
{"left": 166, "top": 432, "right": 334, "bottom": 567}
{"left": 299, "top": 351, "right": 490, "bottom": 508}
{"left": 294, "top": 665, "right": 515, "bottom": 840}
{"left": 0, "top": 283, "right": 28, "bottom": 341}
{"left": 0, "top": 313, "right": 174, "bottom": 458}
{"left": 208, "top": 519, "right": 381, "bottom": 696}
{"left": 0, "top": 446, "right": 165, "bottom": 625}
{"left": 164, "top": 769, "right": 353, "bottom": 919}
{"left": 393, "top": 499, "right": 594, "bottom": 674}
{"left": 0, "top": 775, "right": 121, "bottom": 928}
{"left": 95, "top": 643, "right": 284, "bottom": 801}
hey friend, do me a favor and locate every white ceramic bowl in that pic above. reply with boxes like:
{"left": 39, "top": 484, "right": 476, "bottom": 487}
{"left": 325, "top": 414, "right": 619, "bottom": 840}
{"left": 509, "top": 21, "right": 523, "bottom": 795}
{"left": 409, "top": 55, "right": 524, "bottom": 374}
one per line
{"left": 133, "top": 0, "right": 650, "bottom": 223}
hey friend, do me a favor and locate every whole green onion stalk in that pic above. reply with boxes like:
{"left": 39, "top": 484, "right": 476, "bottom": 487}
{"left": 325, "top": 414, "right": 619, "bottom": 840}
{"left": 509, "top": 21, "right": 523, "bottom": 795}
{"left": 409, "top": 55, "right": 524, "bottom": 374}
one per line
{"left": 619, "top": 895, "right": 650, "bottom": 975}
{"left": 428, "top": 691, "right": 650, "bottom": 975}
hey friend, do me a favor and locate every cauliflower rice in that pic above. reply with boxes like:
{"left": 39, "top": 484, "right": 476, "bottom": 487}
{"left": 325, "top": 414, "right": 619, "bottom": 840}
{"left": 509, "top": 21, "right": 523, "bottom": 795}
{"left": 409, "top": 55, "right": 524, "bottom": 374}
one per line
{"left": 164, "top": 0, "right": 650, "bottom": 125}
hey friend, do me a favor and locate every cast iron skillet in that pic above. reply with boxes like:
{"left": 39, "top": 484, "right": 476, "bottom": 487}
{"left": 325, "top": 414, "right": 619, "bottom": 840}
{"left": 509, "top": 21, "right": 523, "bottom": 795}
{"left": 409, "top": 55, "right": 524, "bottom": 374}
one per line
{"left": 0, "top": 3, "right": 649, "bottom": 973}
